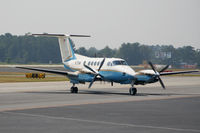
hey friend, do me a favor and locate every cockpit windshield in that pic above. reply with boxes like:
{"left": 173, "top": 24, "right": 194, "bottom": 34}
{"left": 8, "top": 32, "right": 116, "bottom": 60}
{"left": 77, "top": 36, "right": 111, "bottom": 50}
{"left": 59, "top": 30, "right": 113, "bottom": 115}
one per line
{"left": 112, "top": 60, "right": 128, "bottom": 66}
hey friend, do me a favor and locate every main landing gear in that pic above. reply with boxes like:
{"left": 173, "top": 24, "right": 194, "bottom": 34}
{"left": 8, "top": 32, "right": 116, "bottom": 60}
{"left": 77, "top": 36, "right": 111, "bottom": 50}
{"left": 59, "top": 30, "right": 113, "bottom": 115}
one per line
{"left": 70, "top": 83, "right": 78, "bottom": 93}
{"left": 129, "top": 87, "right": 137, "bottom": 95}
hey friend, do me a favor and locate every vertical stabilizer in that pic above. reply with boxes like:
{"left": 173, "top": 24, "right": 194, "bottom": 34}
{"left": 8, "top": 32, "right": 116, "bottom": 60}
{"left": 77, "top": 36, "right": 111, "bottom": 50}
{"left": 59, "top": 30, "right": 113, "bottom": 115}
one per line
{"left": 31, "top": 33, "right": 90, "bottom": 63}
{"left": 58, "top": 37, "right": 76, "bottom": 63}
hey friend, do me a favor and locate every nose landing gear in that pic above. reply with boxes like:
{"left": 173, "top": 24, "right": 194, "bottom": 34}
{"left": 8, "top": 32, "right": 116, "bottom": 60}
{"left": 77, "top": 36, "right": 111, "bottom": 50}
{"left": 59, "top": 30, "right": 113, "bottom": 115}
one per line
{"left": 129, "top": 80, "right": 137, "bottom": 95}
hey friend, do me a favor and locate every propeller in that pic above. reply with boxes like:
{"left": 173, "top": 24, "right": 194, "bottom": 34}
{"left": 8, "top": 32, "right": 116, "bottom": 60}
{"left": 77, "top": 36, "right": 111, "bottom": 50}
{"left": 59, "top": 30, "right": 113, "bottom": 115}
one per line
{"left": 84, "top": 58, "right": 105, "bottom": 88}
{"left": 148, "top": 62, "right": 169, "bottom": 89}
{"left": 159, "top": 65, "right": 169, "bottom": 73}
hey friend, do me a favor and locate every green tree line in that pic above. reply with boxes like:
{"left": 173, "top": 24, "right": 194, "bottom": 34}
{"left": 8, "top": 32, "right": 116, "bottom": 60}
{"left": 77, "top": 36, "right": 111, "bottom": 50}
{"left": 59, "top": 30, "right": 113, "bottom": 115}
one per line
{"left": 0, "top": 33, "right": 200, "bottom": 67}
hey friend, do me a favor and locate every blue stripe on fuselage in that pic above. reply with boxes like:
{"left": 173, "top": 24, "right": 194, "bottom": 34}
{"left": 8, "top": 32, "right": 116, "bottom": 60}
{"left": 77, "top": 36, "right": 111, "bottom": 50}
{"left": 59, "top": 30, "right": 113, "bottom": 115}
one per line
{"left": 67, "top": 70, "right": 135, "bottom": 84}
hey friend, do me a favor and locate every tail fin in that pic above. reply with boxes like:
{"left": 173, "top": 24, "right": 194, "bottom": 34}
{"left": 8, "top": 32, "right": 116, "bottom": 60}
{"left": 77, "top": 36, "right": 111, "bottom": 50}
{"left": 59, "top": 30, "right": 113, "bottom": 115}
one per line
{"left": 31, "top": 33, "right": 90, "bottom": 63}
{"left": 58, "top": 37, "right": 76, "bottom": 62}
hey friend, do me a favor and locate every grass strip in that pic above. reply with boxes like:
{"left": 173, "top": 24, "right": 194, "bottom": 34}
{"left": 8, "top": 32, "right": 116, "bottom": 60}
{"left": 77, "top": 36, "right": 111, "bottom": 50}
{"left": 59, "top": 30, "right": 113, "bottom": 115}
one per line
{"left": 0, "top": 76, "right": 68, "bottom": 83}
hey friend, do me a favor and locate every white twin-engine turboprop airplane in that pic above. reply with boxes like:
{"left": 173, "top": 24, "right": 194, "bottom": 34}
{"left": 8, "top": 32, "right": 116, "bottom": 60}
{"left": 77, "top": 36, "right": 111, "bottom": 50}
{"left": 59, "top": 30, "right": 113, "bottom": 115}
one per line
{"left": 17, "top": 33, "right": 199, "bottom": 95}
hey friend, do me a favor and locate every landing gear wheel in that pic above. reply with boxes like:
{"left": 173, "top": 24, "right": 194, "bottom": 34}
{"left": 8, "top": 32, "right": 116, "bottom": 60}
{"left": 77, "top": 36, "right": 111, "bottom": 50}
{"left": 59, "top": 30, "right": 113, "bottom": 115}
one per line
{"left": 74, "top": 87, "right": 78, "bottom": 93}
{"left": 129, "top": 87, "right": 137, "bottom": 95}
{"left": 70, "top": 87, "right": 74, "bottom": 93}
{"left": 70, "top": 87, "right": 78, "bottom": 93}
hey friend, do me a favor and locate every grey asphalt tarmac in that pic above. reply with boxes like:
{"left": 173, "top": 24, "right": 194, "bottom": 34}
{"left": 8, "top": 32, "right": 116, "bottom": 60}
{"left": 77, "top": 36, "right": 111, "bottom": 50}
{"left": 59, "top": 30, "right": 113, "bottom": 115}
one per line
{"left": 0, "top": 76, "right": 200, "bottom": 133}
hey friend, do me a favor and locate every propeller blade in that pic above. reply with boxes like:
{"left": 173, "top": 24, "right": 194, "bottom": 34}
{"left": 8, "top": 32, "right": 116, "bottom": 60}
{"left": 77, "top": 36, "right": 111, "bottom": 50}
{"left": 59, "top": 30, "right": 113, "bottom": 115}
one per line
{"left": 84, "top": 60, "right": 105, "bottom": 88}
{"left": 148, "top": 61, "right": 166, "bottom": 89}
{"left": 158, "top": 76, "right": 166, "bottom": 89}
{"left": 88, "top": 75, "right": 98, "bottom": 88}
{"left": 148, "top": 61, "right": 157, "bottom": 73}
{"left": 84, "top": 58, "right": 106, "bottom": 89}
{"left": 88, "top": 80, "right": 94, "bottom": 88}
{"left": 98, "top": 58, "right": 105, "bottom": 71}
{"left": 84, "top": 63, "right": 97, "bottom": 74}
{"left": 159, "top": 65, "right": 169, "bottom": 73}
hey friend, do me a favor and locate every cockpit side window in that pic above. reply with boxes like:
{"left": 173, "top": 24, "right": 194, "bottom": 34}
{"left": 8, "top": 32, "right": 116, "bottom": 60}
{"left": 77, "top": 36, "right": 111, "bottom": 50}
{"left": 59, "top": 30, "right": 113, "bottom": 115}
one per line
{"left": 97, "top": 61, "right": 100, "bottom": 66}
{"left": 107, "top": 62, "right": 111, "bottom": 66}
{"left": 112, "top": 60, "right": 127, "bottom": 66}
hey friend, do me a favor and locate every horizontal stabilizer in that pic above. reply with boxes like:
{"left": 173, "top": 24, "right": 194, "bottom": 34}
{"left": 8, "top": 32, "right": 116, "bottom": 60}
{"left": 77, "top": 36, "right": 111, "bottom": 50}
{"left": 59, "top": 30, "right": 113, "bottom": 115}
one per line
{"left": 30, "top": 33, "right": 90, "bottom": 38}
{"left": 69, "top": 35, "right": 91, "bottom": 37}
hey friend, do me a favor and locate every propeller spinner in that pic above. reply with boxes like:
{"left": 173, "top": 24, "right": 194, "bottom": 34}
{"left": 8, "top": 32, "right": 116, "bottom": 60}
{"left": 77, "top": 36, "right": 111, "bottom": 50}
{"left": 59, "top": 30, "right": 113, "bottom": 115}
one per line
{"left": 148, "top": 62, "right": 169, "bottom": 89}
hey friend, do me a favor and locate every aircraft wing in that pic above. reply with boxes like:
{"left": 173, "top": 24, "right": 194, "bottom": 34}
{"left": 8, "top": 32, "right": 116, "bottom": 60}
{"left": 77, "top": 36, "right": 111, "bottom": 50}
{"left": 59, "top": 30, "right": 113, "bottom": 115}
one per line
{"left": 16, "top": 66, "right": 78, "bottom": 76}
{"left": 160, "top": 70, "right": 199, "bottom": 76}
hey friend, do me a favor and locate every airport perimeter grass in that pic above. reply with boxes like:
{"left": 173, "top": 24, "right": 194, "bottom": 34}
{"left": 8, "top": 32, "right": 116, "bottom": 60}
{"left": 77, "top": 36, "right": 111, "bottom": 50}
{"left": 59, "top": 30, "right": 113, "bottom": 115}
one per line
{"left": 0, "top": 72, "right": 68, "bottom": 83}
{"left": 0, "top": 76, "right": 68, "bottom": 83}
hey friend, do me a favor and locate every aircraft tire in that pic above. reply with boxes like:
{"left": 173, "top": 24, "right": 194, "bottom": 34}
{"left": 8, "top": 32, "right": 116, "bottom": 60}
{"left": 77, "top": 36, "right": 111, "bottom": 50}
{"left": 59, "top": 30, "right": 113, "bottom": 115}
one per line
{"left": 71, "top": 87, "right": 78, "bottom": 93}
{"left": 70, "top": 87, "right": 74, "bottom": 93}
{"left": 74, "top": 87, "right": 78, "bottom": 93}
{"left": 129, "top": 87, "right": 137, "bottom": 95}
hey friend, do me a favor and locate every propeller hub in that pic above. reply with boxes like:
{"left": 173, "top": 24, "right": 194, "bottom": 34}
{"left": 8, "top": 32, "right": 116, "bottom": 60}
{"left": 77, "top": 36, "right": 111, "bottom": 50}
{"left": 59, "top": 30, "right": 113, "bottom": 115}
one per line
{"left": 148, "top": 61, "right": 168, "bottom": 89}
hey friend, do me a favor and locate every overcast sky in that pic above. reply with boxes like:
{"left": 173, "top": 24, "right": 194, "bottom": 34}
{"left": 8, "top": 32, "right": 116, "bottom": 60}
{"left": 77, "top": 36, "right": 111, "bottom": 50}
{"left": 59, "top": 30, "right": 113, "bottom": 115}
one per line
{"left": 0, "top": 0, "right": 199, "bottom": 49}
